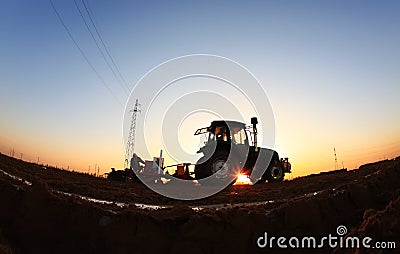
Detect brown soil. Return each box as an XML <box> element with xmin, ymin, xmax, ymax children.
<box><xmin>0</xmin><ymin>153</ymin><xmax>399</xmax><ymax>253</ymax></box>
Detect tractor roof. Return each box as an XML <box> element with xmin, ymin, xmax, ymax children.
<box><xmin>194</xmin><ymin>120</ymin><xmax>246</xmax><ymax>135</ymax></box>
<box><xmin>211</xmin><ymin>120</ymin><xmax>246</xmax><ymax>127</ymax></box>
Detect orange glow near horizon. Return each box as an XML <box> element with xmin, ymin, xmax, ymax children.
<box><xmin>1</xmin><ymin>130</ymin><xmax>399</xmax><ymax>179</ymax></box>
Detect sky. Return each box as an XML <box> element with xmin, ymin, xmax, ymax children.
<box><xmin>0</xmin><ymin>0</ymin><xmax>399</xmax><ymax>178</ymax></box>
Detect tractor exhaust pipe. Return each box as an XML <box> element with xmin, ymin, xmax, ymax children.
<box><xmin>251</xmin><ymin>117</ymin><xmax>258</xmax><ymax>152</ymax></box>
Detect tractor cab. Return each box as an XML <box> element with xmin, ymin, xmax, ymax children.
<box><xmin>195</xmin><ymin>120</ymin><xmax>249</xmax><ymax>144</ymax></box>
<box><xmin>194</xmin><ymin>120</ymin><xmax>249</xmax><ymax>154</ymax></box>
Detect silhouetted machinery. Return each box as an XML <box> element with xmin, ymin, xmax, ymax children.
<box><xmin>108</xmin><ymin>117</ymin><xmax>291</xmax><ymax>185</ymax></box>
<box><xmin>193</xmin><ymin>117</ymin><xmax>291</xmax><ymax>183</ymax></box>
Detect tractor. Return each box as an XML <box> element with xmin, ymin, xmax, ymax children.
<box><xmin>193</xmin><ymin>117</ymin><xmax>291</xmax><ymax>183</ymax></box>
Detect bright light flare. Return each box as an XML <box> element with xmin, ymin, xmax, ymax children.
<box><xmin>233</xmin><ymin>173</ymin><xmax>252</xmax><ymax>185</ymax></box>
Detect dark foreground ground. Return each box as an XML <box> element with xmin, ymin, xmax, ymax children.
<box><xmin>0</xmin><ymin>153</ymin><xmax>399</xmax><ymax>253</ymax></box>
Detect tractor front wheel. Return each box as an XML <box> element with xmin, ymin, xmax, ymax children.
<box><xmin>255</xmin><ymin>158</ymin><xmax>284</xmax><ymax>184</ymax></box>
<box><xmin>266</xmin><ymin>159</ymin><xmax>284</xmax><ymax>182</ymax></box>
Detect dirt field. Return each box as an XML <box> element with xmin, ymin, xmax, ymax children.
<box><xmin>0</xmin><ymin>153</ymin><xmax>399</xmax><ymax>253</ymax></box>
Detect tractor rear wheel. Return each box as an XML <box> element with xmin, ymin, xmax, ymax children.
<box><xmin>194</xmin><ymin>151</ymin><xmax>240</xmax><ymax>181</ymax></box>
<box><xmin>209</xmin><ymin>155</ymin><xmax>237</xmax><ymax>180</ymax></box>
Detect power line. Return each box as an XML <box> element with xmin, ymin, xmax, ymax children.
<box><xmin>73</xmin><ymin>0</ymin><xmax>129</xmax><ymax>95</ymax></box>
<box><xmin>81</xmin><ymin>0</ymin><xmax>131</xmax><ymax>92</ymax></box>
<box><xmin>48</xmin><ymin>0</ymin><xmax>122</xmax><ymax>106</ymax></box>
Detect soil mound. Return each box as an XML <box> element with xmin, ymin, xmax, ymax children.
<box><xmin>0</xmin><ymin>153</ymin><xmax>398</xmax><ymax>253</ymax></box>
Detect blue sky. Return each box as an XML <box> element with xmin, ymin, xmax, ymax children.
<box><xmin>1</xmin><ymin>1</ymin><xmax>399</xmax><ymax>176</ymax></box>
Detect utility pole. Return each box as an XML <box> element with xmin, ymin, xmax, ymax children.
<box><xmin>334</xmin><ymin>147</ymin><xmax>338</xmax><ymax>170</ymax></box>
<box><xmin>37</xmin><ymin>156</ymin><xmax>40</xmax><ymax>164</ymax></box>
<box><xmin>20</xmin><ymin>153</ymin><xmax>23</xmax><ymax>160</ymax></box>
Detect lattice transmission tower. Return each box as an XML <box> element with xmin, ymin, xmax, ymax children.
<box><xmin>125</xmin><ymin>99</ymin><xmax>140</xmax><ymax>166</ymax></box>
